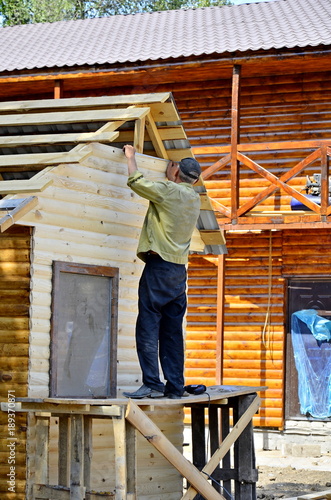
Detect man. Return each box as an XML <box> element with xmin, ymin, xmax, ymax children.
<box><xmin>122</xmin><ymin>144</ymin><xmax>201</xmax><ymax>399</ymax></box>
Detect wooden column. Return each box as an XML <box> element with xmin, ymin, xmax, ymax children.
<box><xmin>231</xmin><ymin>65</ymin><xmax>241</xmax><ymax>223</ymax></box>
<box><xmin>320</xmin><ymin>145</ymin><xmax>329</xmax><ymax>218</ymax></box>
<box><xmin>70</xmin><ymin>414</ymin><xmax>85</xmax><ymax>500</ymax></box>
<box><xmin>54</xmin><ymin>80</ymin><xmax>63</xmax><ymax>99</ymax></box>
<box><xmin>216</xmin><ymin>253</ymin><xmax>226</xmax><ymax>385</ymax></box>
<box><xmin>34</xmin><ymin>417</ymin><xmax>49</xmax><ymax>485</ymax></box>
<box><xmin>58</xmin><ymin>415</ymin><xmax>69</xmax><ymax>487</ymax></box>
<box><xmin>113</xmin><ymin>409</ymin><xmax>127</xmax><ymax>500</ymax></box>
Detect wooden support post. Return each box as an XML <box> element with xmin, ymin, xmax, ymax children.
<box><xmin>191</xmin><ymin>406</ymin><xmax>206</xmax><ymax>500</ymax></box>
<box><xmin>231</xmin><ymin>64</ymin><xmax>241</xmax><ymax>223</ymax></box>
<box><xmin>70</xmin><ymin>414</ymin><xmax>86</xmax><ymax>500</ymax></box>
<box><xmin>84</xmin><ymin>416</ymin><xmax>93</xmax><ymax>491</ymax></box>
<box><xmin>216</xmin><ymin>254</ymin><xmax>226</xmax><ymax>385</ymax></box>
<box><xmin>233</xmin><ymin>395</ymin><xmax>258</xmax><ymax>500</ymax></box>
<box><xmin>58</xmin><ymin>415</ymin><xmax>69</xmax><ymax>487</ymax></box>
<box><xmin>126</xmin><ymin>420</ymin><xmax>137</xmax><ymax>500</ymax></box>
<box><xmin>134</xmin><ymin>117</ymin><xmax>146</xmax><ymax>153</ymax></box>
<box><xmin>54</xmin><ymin>80</ymin><xmax>64</xmax><ymax>99</ymax></box>
<box><xmin>113</xmin><ymin>409</ymin><xmax>127</xmax><ymax>500</ymax></box>
<box><xmin>126</xmin><ymin>400</ymin><xmax>226</xmax><ymax>500</ymax></box>
<box><xmin>320</xmin><ymin>145</ymin><xmax>329</xmax><ymax>217</ymax></box>
<box><xmin>220</xmin><ymin>406</ymin><xmax>232</xmax><ymax>497</ymax></box>
<box><xmin>209</xmin><ymin>405</ymin><xmax>221</xmax><ymax>494</ymax></box>
<box><xmin>34</xmin><ymin>417</ymin><xmax>49</xmax><ymax>485</ymax></box>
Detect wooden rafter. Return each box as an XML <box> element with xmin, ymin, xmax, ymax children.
<box><xmin>0</xmin><ymin>196</ymin><xmax>38</xmax><ymax>232</ymax></box>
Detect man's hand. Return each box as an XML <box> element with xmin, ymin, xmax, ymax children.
<box><xmin>123</xmin><ymin>144</ymin><xmax>138</xmax><ymax>175</ymax></box>
<box><xmin>123</xmin><ymin>144</ymin><xmax>136</xmax><ymax>158</ymax></box>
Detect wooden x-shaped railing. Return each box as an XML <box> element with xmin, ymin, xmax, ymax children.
<box><xmin>200</xmin><ymin>141</ymin><xmax>331</xmax><ymax>222</ymax></box>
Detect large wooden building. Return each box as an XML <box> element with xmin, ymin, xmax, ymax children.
<box><xmin>1</xmin><ymin>0</ymin><xmax>331</xmax><ymax>497</ymax></box>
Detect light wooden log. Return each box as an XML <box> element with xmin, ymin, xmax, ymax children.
<box><xmin>134</xmin><ymin>117</ymin><xmax>146</xmax><ymax>153</ymax></box>
<box><xmin>0</xmin><ymin>131</ymin><xmax>119</xmax><ymax>148</ymax></box>
<box><xmin>125</xmin><ymin>400</ymin><xmax>226</xmax><ymax>500</ymax></box>
<box><xmin>0</xmin><ymin>178</ymin><xmax>53</xmax><ymax>194</ymax></box>
<box><xmin>70</xmin><ymin>415</ymin><xmax>86</xmax><ymax>500</ymax></box>
<box><xmin>0</xmin><ymin>93</ymin><xmax>170</xmax><ymax>112</ymax></box>
<box><xmin>0</xmin><ymin>196</ymin><xmax>38</xmax><ymax>232</ymax></box>
<box><xmin>112</xmin><ymin>411</ymin><xmax>127</xmax><ymax>500</ymax></box>
<box><xmin>0</xmin><ymin>148</ymin><xmax>91</xmax><ymax>169</ymax></box>
<box><xmin>0</xmin><ymin>107</ymin><xmax>150</xmax><ymax>127</ymax></box>
<box><xmin>34</xmin><ymin>417</ymin><xmax>49</xmax><ymax>485</ymax></box>
<box><xmin>145</xmin><ymin>112</ymin><xmax>169</xmax><ymax>159</ymax></box>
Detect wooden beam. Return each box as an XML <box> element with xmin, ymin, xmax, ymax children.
<box><xmin>0</xmin><ymin>131</ymin><xmax>119</xmax><ymax>148</ymax></box>
<box><xmin>0</xmin><ymin>93</ymin><xmax>170</xmax><ymax>113</ymax></box>
<box><xmin>145</xmin><ymin>112</ymin><xmax>169</xmax><ymax>159</ymax></box>
<box><xmin>231</xmin><ymin>65</ymin><xmax>241</xmax><ymax>221</ymax></box>
<box><xmin>133</xmin><ymin>117</ymin><xmax>146</xmax><ymax>153</ymax></box>
<box><xmin>216</xmin><ymin>254</ymin><xmax>226</xmax><ymax>385</ymax></box>
<box><xmin>193</xmin><ymin>138</ymin><xmax>331</xmax><ymax>155</ymax></box>
<box><xmin>201</xmin><ymin>153</ymin><xmax>231</xmax><ymax>181</ymax></box>
<box><xmin>0</xmin><ymin>146</ymin><xmax>91</xmax><ymax>169</ymax></box>
<box><xmin>320</xmin><ymin>145</ymin><xmax>329</xmax><ymax>216</ymax></box>
<box><xmin>0</xmin><ymin>196</ymin><xmax>38</xmax><ymax>232</ymax></box>
<box><xmin>70</xmin><ymin>415</ymin><xmax>85</xmax><ymax>500</ymax></box>
<box><xmin>0</xmin><ymin>106</ymin><xmax>150</xmax><ymax>127</ymax></box>
<box><xmin>54</xmin><ymin>80</ymin><xmax>63</xmax><ymax>99</ymax></box>
<box><xmin>0</xmin><ymin>178</ymin><xmax>53</xmax><ymax>194</ymax></box>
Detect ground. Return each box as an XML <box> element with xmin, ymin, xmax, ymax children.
<box><xmin>256</xmin><ymin>452</ymin><xmax>331</xmax><ymax>499</ymax></box>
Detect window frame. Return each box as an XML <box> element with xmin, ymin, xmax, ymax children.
<box><xmin>50</xmin><ymin>260</ymin><xmax>119</xmax><ymax>398</ymax></box>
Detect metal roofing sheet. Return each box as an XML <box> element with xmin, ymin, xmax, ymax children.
<box><xmin>0</xmin><ymin>0</ymin><xmax>331</xmax><ymax>72</ymax></box>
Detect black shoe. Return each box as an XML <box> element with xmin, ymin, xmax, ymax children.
<box><xmin>166</xmin><ymin>391</ymin><xmax>190</xmax><ymax>399</ymax></box>
<box><xmin>123</xmin><ymin>384</ymin><xmax>165</xmax><ymax>399</ymax></box>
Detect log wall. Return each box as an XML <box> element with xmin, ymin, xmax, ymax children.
<box><xmin>0</xmin><ymin>226</ymin><xmax>31</xmax><ymax>500</ymax></box>
<box><xmin>186</xmin><ymin>228</ymin><xmax>331</xmax><ymax>429</ymax></box>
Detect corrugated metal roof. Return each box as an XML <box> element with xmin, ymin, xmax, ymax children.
<box><xmin>0</xmin><ymin>0</ymin><xmax>331</xmax><ymax>73</ymax></box>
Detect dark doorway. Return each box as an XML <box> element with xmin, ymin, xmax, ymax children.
<box><xmin>286</xmin><ymin>278</ymin><xmax>331</xmax><ymax>420</ymax></box>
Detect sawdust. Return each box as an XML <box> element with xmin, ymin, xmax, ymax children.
<box><xmin>257</xmin><ymin>465</ymin><xmax>331</xmax><ymax>499</ymax></box>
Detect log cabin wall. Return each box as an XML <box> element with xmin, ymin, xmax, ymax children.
<box><xmin>0</xmin><ymin>226</ymin><xmax>31</xmax><ymax>500</ymax></box>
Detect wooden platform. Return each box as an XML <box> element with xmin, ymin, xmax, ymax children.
<box><xmin>4</xmin><ymin>385</ymin><xmax>266</xmax><ymax>500</ymax></box>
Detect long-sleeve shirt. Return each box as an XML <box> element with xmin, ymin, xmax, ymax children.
<box><xmin>127</xmin><ymin>170</ymin><xmax>200</xmax><ymax>264</ymax></box>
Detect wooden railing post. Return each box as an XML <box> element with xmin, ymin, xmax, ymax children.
<box><xmin>231</xmin><ymin>65</ymin><xmax>241</xmax><ymax>223</ymax></box>
<box><xmin>320</xmin><ymin>145</ymin><xmax>329</xmax><ymax>218</ymax></box>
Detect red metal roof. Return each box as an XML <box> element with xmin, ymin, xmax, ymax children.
<box><xmin>0</xmin><ymin>0</ymin><xmax>330</xmax><ymax>72</ymax></box>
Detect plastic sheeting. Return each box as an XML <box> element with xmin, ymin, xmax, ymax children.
<box><xmin>291</xmin><ymin>310</ymin><xmax>331</xmax><ymax>419</ymax></box>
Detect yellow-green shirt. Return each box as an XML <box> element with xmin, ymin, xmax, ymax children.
<box><xmin>127</xmin><ymin>170</ymin><xmax>200</xmax><ymax>264</ymax></box>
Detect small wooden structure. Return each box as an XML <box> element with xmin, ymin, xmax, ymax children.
<box><xmin>0</xmin><ymin>93</ymin><xmax>225</xmax><ymax>499</ymax></box>
<box><xmin>1</xmin><ymin>385</ymin><xmax>262</xmax><ymax>500</ymax></box>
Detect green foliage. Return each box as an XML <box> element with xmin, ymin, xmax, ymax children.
<box><xmin>0</xmin><ymin>0</ymin><xmax>232</xmax><ymax>26</ymax></box>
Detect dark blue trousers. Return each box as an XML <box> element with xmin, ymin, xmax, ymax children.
<box><xmin>136</xmin><ymin>253</ymin><xmax>187</xmax><ymax>396</ymax></box>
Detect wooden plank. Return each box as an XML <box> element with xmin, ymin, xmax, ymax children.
<box><xmin>297</xmin><ymin>491</ymin><xmax>331</xmax><ymax>500</ymax></box>
<box><xmin>0</xmin><ymin>93</ymin><xmax>170</xmax><ymax>113</ymax></box>
<box><xmin>125</xmin><ymin>421</ymin><xmax>137</xmax><ymax>499</ymax></box>
<box><xmin>133</xmin><ymin>117</ymin><xmax>145</xmax><ymax>154</ymax></box>
<box><xmin>0</xmin><ymin>148</ymin><xmax>91</xmax><ymax>168</ymax></box>
<box><xmin>145</xmin><ymin>112</ymin><xmax>169</xmax><ymax>159</ymax></box>
<box><xmin>0</xmin><ymin>131</ymin><xmax>119</xmax><ymax>148</ymax></box>
<box><xmin>84</xmin><ymin>417</ymin><xmax>93</xmax><ymax>491</ymax></box>
<box><xmin>58</xmin><ymin>416</ymin><xmax>69</xmax><ymax>487</ymax></box>
<box><xmin>125</xmin><ymin>400</ymin><xmax>226</xmax><ymax>500</ymax></box>
<box><xmin>34</xmin><ymin>417</ymin><xmax>49</xmax><ymax>486</ymax></box>
<box><xmin>113</xmin><ymin>410</ymin><xmax>127</xmax><ymax>500</ymax></box>
<box><xmin>70</xmin><ymin>414</ymin><xmax>85</xmax><ymax>500</ymax></box>
<box><xmin>33</xmin><ymin>483</ymin><xmax>116</xmax><ymax>499</ymax></box>
<box><xmin>193</xmin><ymin>139</ymin><xmax>331</xmax><ymax>155</ymax></box>
<box><xmin>0</xmin><ymin>107</ymin><xmax>150</xmax><ymax>127</ymax></box>
<box><xmin>0</xmin><ymin>178</ymin><xmax>53</xmax><ymax>194</ymax></box>
<box><xmin>0</xmin><ymin>196</ymin><xmax>38</xmax><ymax>232</ymax></box>
<box><xmin>149</xmin><ymin>102</ymin><xmax>180</xmax><ymax>123</ymax></box>
<box><xmin>199</xmin><ymin>230</ymin><xmax>226</xmax><ymax>246</ymax></box>
<box><xmin>201</xmin><ymin>154</ymin><xmax>231</xmax><ymax>181</ymax></box>
<box><xmin>17</xmin><ymin>402</ymin><xmax>122</xmax><ymax>416</ymax></box>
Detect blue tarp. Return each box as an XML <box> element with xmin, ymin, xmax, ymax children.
<box><xmin>291</xmin><ymin>310</ymin><xmax>331</xmax><ymax>419</ymax></box>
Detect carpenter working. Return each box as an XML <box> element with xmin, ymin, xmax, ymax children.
<box><xmin>122</xmin><ymin>144</ymin><xmax>201</xmax><ymax>399</ymax></box>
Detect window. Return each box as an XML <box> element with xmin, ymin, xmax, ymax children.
<box><xmin>50</xmin><ymin>261</ymin><xmax>119</xmax><ymax>398</ymax></box>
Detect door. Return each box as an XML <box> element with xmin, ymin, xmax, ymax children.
<box><xmin>285</xmin><ymin>278</ymin><xmax>331</xmax><ymax>420</ymax></box>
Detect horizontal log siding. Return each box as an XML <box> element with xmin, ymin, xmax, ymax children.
<box><xmin>282</xmin><ymin>228</ymin><xmax>331</xmax><ymax>275</ymax></box>
<box><xmin>0</xmin><ymin>226</ymin><xmax>31</xmax><ymax>500</ymax></box>
<box><xmin>18</xmin><ymin>146</ymin><xmax>183</xmax><ymax>499</ymax></box>
<box><xmin>173</xmin><ymin>72</ymin><xmax>331</xmax><ymax>212</ymax></box>
<box><xmin>222</xmin><ymin>231</ymin><xmax>285</xmax><ymax>428</ymax></box>
<box><xmin>185</xmin><ymin>255</ymin><xmax>219</xmax><ymax>387</ymax></box>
